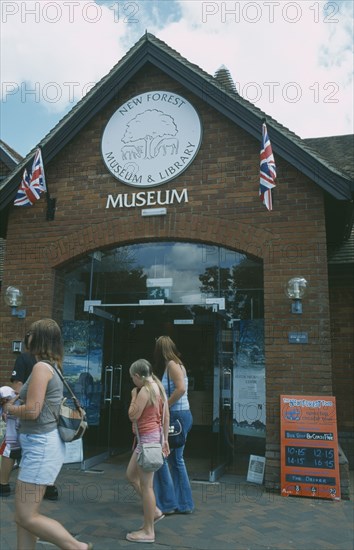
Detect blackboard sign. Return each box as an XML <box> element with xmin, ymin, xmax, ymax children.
<box><xmin>280</xmin><ymin>395</ymin><xmax>340</xmax><ymax>500</ymax></box>
<box><xmin>285</xmin><ymin>446</ymin><xmax>335</xmax><ymax>469</ymax></box>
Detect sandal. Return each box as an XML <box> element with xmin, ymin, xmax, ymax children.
<box><xmin>138</xmin><ymin>513</ymin><xmax>165</xmax><ymax>530</ymax></box>
<box><xmin>126</xmin><ymin>531</ymin><xmax>155</xmax><ymax>543</ymax></box>
<box><xmin>154</xmin><ymin>513</ymin><xmax>165</xmax><ymax>524</ymax></box>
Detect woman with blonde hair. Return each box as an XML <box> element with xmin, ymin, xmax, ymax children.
<box><xmin>3</xmin><ymin>318</ymin><xmax>93</xmax><ymax>550</ymax></box>
<box><xmin>153</xmin><ymin>336</ymin><xmax>194</xmax><ymax>514</ymax></box>
<box><xmin>126</xmin><ymin>359</ymin><xmax>170</xmax><ymax>543</ymax></box>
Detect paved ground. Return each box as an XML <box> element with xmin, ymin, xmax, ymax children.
<box><xmin>1</xmin><ymin>453</ymin><xmax>353</xmax><ymax>550</ymax></box>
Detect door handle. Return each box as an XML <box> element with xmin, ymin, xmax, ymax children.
<box><xmin>113</xmin><ymin>365</ymin><xmax>122</xmax><ymax>400</ymax></box>
<box><xmin>104</xmin><ymin>366</ymin><xmax>113</xmax><ymax>403</ymax></box>
<box><xmin>221</xmin><ymin>367</ymin><xmax>232</xmax><ymax>410</ymax></box>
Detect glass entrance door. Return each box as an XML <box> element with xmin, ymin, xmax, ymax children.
<box><xmin>62</xmin><ymin>303</ymin><xmax>264</xmax><ymax>473</ymax></box>
<box><xmin>82</xmin><ymin>308</ymin><xmax>132</xmax><ymax>468</ymax></box>
<box><xmin>209</xmin><ymin>316</ymin><xmax>238</xmax><ymax>481</ymax></box>
<box><xmin>81</xmin><ymin>302</ymin><xmax>219</xmax><ymax>470</ymax></box>
<box><xmin>76</xmin><ymin>302</ymin><xmax>209</xmax><ymax>468</ymax></box>
<box><xmin>61</xmin><ymin>311</ymin><xmax>130</xmax><ymax>469</ymax></box>
<box><xmin>61</xmin><ymin>318</ymin><xmax>108</xmax><ymax>468</ymax></box>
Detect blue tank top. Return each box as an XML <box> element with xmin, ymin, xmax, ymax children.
<box><xmin>162</xmin><ymin>366</ymin><xmax>190</xmax><ymax>412</ymax></box>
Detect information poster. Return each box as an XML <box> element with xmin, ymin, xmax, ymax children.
<box><xmin>233</xmin><ymin>320</ymin><xmax>265</xmax><ymax>436</ymax></box>
<box><xmin>280</xmin><ymin>395</ymin><xmax>340</xmax><ymax>500</ymax></box>
<box><xmin>64</xmin><ymin>439</ymin><xmax>83</xmax><ymax>464</ymax></box>
<box><xmin>62</xmin><ymin>320</ymin><xmax>104</xmax><ymax>426</ymax></box>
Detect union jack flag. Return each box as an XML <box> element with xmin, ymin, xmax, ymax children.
<box><xmin>259</xmin><ymin>122</ymin><xmax>277</xmax><ymax>211</ymax></box>
<box><xmin>14</xmin><ymin>169</ymin><xmax>41</xmax><ymax>206</ymax></box>
<box><xmin>30</xmin><ymin>148</ymin><xmax>46</xmax><ymax>193</ymax></box>
<box><xmin>14</xmin><ymin>148</ymin><xmax>46</xmax><ymax>206</ymax></box>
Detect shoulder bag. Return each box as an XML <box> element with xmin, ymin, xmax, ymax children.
<box><xmin>135</xmin><ymin>401</ymin><xmax>165</xmax><ymax>472</ymax></box>
<box><xmin>167</xmin><ymin>371</ymin><xmax>186</xmax><ymax>449</ymax></box>
<box><xmin>46</xmin><ymin>363</ymin><xmax>88</xmax><ymax>443</ymax></box>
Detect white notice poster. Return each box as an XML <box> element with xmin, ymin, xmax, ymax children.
<box><xmin>64</xmin><ymin>439</ymin><xmax>83</xmax><ymax>464</ymax></box>
<box><xmin>233</xmin><ymin>320</ymin><xmax>265</xmax><ymax>436</ymax></box>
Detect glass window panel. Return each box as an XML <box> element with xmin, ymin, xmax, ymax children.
<box><xmin>63</xmin><ymin>242</ymin><xmax>263</xmax><ymax>319</ymax></box>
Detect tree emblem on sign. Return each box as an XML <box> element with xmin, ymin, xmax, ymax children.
<box><xmin>122</xmin><ymin>109</ymin><xmax>178</xmax><ymax>160</ymax></box>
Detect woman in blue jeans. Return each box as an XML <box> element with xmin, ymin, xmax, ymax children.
<box><xmin>153</xmin><ymin>336</ymin><xmax>194</xmax><ymax>514</ymax></box>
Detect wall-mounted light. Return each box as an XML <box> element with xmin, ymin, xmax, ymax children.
<box><xmin>286</xmin><ymin>277</ymin><xmax>308</xmax><ymax>314</ymax></box>
<box><xmin>4</xmin><ymin>286</ymin><xmax>26</xmax><ymax>318</ymax></box>
<box><xmin>12</xmin><ymin>340</ymin><xmax>23</xmax><ymax>352</ymax></box>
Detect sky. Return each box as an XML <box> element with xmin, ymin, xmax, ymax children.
<box><xmin>1</xmin><ymin>0</ymin><xmax>353</xmax><ymax>158</ymax></box>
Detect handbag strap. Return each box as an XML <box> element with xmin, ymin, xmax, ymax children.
<box><xmin>167</xmin><ymin>370</ymin><xmax>171</xmax><ymax>397</ymax></box>
<box><xmin>134</xmin><ymin>421</ymin><xmax>141</xmax><ymax>445</ymax></box>
<box><xmin>43</xmin><ymin>360</ymin><xmax>82</xmax><ymax>409</ymax></box>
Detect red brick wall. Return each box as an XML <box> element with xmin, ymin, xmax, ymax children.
<box><xmin>0</xmin><ymin>65</ymin><xmax>335</xmax><ymax>487</ymax></box>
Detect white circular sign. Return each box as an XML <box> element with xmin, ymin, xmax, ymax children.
<box><xmin>101</xmin><ymin>91</ymin><xmax>202</xmax><ymax>187</ymax></box>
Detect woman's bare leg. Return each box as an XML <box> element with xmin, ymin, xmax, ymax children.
<box><xmin>15</xmin><ymin>481</ymin><xmax>90</xmax><ymax>550</ymax></box>
<box><xmin>126</xmin><ymin>451</ymin><xmax>142</xmax><ymax>496</ymax></box>
<box><xmin>138</xmin><ymin>468</ymin><xmax>155</xmax><ymax>536</ymax></box>
<box><xmin>126</xmin><ymin>453</ymin><xmax>156</xmax><ymax>541</ymax></box>
<box><xmin>126</xmin><ymin>452</ymin><xmax>162</xmax><ymax>519</ymax></box>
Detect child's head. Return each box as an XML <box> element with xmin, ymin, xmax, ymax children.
<box><xmin>0</xmin><ymin>386</ymin><xmax>16</xmax><ymax>412</ymax></box>
<box><xmin>0</xmin><ymin>386</ymin><xmax>16</xmax><ymax>401</ymax></box>
<box><xmin>129</xmin><ymin>359</ymin><xmax>152</xmax><ymax>387</ymax></box>
<box><xmin>129</xmin><ymin>359</ymin><xmax>166</xmax><ymax>406</ymax></box>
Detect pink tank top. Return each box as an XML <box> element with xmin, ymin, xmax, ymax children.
<box><xmin>136</xmin><ymin>396</ymin><xmax>163</xmax><ymax>435</ymax></box>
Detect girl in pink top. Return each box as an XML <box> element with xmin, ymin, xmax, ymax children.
<box><xmin>126</xmin><ymin>359</ymin><xmax>170</xmax><ymax>544</ymax></box>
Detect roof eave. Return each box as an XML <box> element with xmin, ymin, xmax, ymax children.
<box><xmin>0</xmin><ymin>149</ymin><xmax>19</xmax><ymax>172</ymax></box>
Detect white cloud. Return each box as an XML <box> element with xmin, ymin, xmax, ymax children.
<box><xmin>1</xmin><ymin>0</ymin><xmax>352</xmax><ymax>137</ymax></box>
<box><xmin>154</xmin><ymin>0</ymin><xmax>353</xmax><ymax>137</ymax></box>
<box><xmin>1</xmin><ymin>1</ymin><xmax>128</xmax><ymax>110</ymax></box>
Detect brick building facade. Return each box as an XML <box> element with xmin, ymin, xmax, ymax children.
<box><xmin>0</xmin><ymin>34</ymin><xmax>353</xmax><ymax>491</ymax></box>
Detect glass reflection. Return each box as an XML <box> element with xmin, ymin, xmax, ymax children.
<box><xmin>63</xmin><ymin>242</ymin><xmax>263</xmax><ymax>320</ymax></box>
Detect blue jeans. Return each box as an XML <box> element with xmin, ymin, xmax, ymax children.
<box><xmin>153</xmin><ymin>409</ymin><xmax>194</xmax><ymax>513</ymax></box>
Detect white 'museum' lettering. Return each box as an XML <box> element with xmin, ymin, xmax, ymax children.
<box><xmin>106</xmin><ymin>188</ymin><xmax>189</xmax><ymax>208</ymax></box>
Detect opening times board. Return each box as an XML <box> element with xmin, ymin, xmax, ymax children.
<box><xmin>280</xmin><ymin>395</ymin><xmax>340</xmax><ymax>500</ymax></box>
<box><xmin>285</xmin><ymin>446</ymin><xmax>335</xmax><ymax>469</ymax></box>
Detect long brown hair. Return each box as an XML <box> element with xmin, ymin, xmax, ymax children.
<box><xmin>28</xmin><ymin>318</ymin><xmax>64</xmax><ymax>370</ymax></box>
<box><xmin>154</xmin><ymin>336</ymin><xmax>182</xmax><ymax>376</ymax></box>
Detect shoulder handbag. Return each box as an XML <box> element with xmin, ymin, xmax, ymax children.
<box><xmin>167</xmin><ymin>371</ymin><xmax>186</xmax><ymax>449</ymax></box>
<box><xmin>46</xmin><ymin>363</ymin><xmax>88</xmax><ymax>443</ymax></box>
<box><xmin>135</xmin><ymin>402</ymin><xmax>165</xmax><ymax>472</ymax></box>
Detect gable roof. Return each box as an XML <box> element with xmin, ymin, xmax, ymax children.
<box><xmin>304</xmin><ymin>135</ymin><xmax>354</xmax><ymax>180</ymax></box>
<box><xmin>0</xmin><ymin>140</ymin><xmax>23</xmax><ymax>176</ymax></box>
<box><xmin>0</xmin><ymin>33</ymin><xmax>353</xmax><ymax>223</ymax></box>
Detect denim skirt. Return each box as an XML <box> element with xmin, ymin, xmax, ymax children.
<box><xmin>18</xmin><ymin>429</ymin><xmax>65</xmax><ymax>485</ymax></box>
